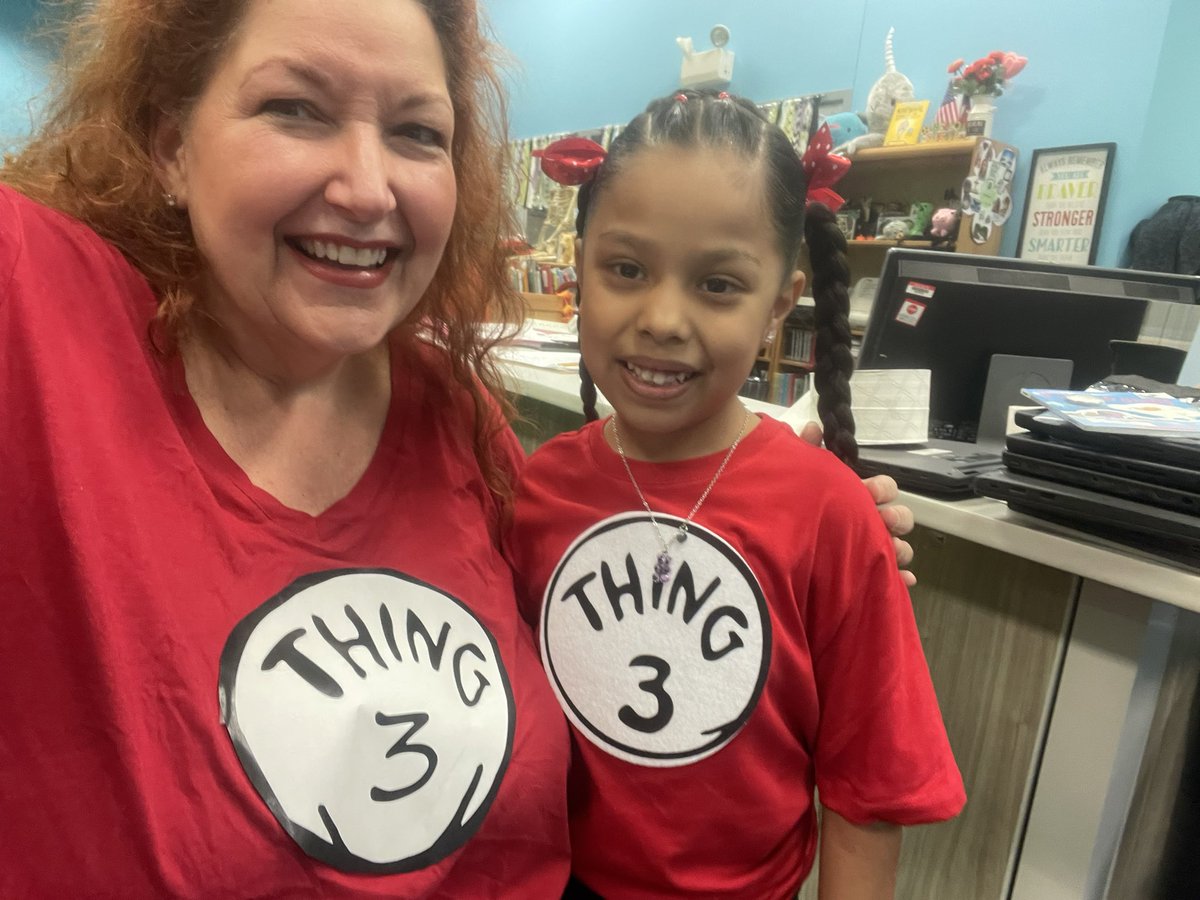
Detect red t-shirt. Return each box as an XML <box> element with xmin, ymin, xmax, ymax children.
<box><xmin>508</xmin><ymin>416</ymin><xmax>965</xmax><ymax>899</ymax></box>
<box><xmin>0</xmin><ymin>184</ymin><xmax>570</xmax><ymax>898</ymax></box>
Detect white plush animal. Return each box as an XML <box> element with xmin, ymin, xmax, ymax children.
<box><xmin>842</xmin><ymin>28</ymin><xmax>915</xmax><ymax>156</ymax></box>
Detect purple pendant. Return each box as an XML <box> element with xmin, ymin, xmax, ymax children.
<box><xmin>653</xmin><ymin>551</ymin><xmax>672</xmax><ymax>584</ymax></box>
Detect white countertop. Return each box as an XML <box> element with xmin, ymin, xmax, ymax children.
<box><xmin>497</xmin><ymin>348</ymin><xmax>1200</xmax><ymax>614</ymax></box>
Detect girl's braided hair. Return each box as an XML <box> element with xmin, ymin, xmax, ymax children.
<box><xmin>572</xmin><ymin>89</ymin><xmax>857</xmax><ymax>463</ymax></box>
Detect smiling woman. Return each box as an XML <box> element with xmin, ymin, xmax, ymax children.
<box><xmin>0</xmin><ymin>0</ymin><xmax>570</xmax><ymax>897</ymax></box>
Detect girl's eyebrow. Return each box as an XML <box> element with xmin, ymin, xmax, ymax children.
<box><xmin>597</xmin><ymin>230</ymin><xmax>762</xmax><ymax>266</ymax></box>
<box><xmin>694</xmin><ymin>247</ymin><xmax>763</xmax><ymax>267</ymax></box>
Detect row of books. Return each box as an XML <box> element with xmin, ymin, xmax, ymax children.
<box><xmin>740</xmin><ymin>367</ymin><xmax>811</xmax><ymax>407</ymax></box>
<box><xmin>507</xmin><ymin>258</ymin><xmax>577</xmax><ymax>295</ymax></box>
<box><xmin>781</xmin><ymin>325</ymin><xmax>815</xmax><ymax>366</ymax></box>
<box><xmin>774</xmin><ymin>371</ymin><xmax>811</xmax><ymax>406</ymax></box>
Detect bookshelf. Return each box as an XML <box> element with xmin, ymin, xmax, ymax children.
<box><xmin>757</xmin><ymin>137</ymin><xmax>1019</xmax><ymax>401</ymax></box>
<box><xmin>752</xmin><ymin>298</ymin><xmax>816</xmax><ymax>406</ymax></box>
<box><xmin>835</xmin><ymin>137</ymin><xmax>1018</xmax><ymax>283</ymax></box>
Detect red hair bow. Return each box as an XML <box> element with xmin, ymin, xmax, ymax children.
<box><xmin>532</xmin><ymin>136</ymin><xmax>607</xmax><ymax>186</ymax></box>
<box><xmin>801</xmin><ymin>123</ymin><xmax>850</xmax><ymax>212</ymax></box>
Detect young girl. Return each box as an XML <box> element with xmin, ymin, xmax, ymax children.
<box><xmin>507</xmin><ymin>90</ymin><xmax>964</xmax><ymax>899</ymax></box>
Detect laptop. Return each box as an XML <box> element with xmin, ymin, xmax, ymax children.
<box><xmin>850</xmin><ymin>248</ymin><xmax>1200</xmax><ymax>498</ymax></box>
<box><xmin>853</xmin><ymin>354</ymin><xmax>1073</xmax><ymax>497</ymax></box>
<box><xmin>1012</xmin><ymin>407</ymin><xmax>1200</xmax><ymax>470</ymax></box>
<box><xmin>1001</xmin><ymin>446</ymin><xmax>1200</xmax><ymax>516</ymax></box>
<box><xmin>1005</xmin><ymin>430</ymin><xmax>1200</xmax><ymax>494</ymax></box>
<box><xmin>974</xmin><ymin>469</ymin><xmax>1200</xmax><ymax>567</ymax></box>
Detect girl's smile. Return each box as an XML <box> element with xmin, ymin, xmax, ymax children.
<box><xmin>577</xmin><ymin>144</ymin><xmax>803</xmax><ymax>462</ymax></box>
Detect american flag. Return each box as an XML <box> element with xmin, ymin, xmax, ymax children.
<box><xmin>935</xmin><ymin>81</ymin><xmax>965</xmax><ymax>126</ymax></box>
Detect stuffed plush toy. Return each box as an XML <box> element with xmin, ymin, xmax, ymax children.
<box><xmin>825</xmin><ymin>111</ymin><xmax>868</xmax><ymax>156</ymax></box>
<box><xmin>930</xmin><ymin>207</ymin><xmax>960</xmax><ymax>237</ymax></box>
<box><xmin>929</xmin><ymin>207</ymin><xmax>960</xmax><ymax>250</ymax></box>
<box><xmin>841</xmin><ymin>28</ymin><xmax>915</xmax><ymax>157</ymax></box>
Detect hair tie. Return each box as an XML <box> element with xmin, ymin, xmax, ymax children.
<box><xmin>801</xmin><ymin>122</ymin><xmax>851</xmax><ymax>211</ymax></box>
<box><xmin>532</xmin><ymin>136</ymin><xmax>608</xmax><ymax>186</ymax></box>
<box><xmin>673</xmin><ymin>92</ymin><xmax>688</xmax><ymax>103</ymax></box>
<box><xmin>717</xmin><ymin>91</ymin><xmax>731</xmax><ymax>100</ymax></box>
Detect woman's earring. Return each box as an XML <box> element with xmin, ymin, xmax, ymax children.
<box><xmin>765</xmin><ymin>328</ymin><xmax>777</xmax><ymax>344</ymax></box>
<box><xmin>163</xmin><ymin>192</ymin><xmax>178</xmax><ymax>208</ymax></box>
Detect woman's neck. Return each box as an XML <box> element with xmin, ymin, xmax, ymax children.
<box><xmin>180</xmin><ymin>328</ymin><xmax>393</xmax><ymax>516</ymax></box>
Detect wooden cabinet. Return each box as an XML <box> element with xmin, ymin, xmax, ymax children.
<box><xmin>757</xmin><ymin>138</ymin><xmax>1019</xmax><ymax>401</ymax></box>
<box><xmin>837</xmin><ymin>137</ymin><xmax>1018</xmax><ymax>283</ymax></box>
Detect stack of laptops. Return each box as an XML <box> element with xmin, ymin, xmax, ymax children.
<box><xmin>974</xmin><ymin>407</ymin><xmax>1200</xmax><ymax>567</ymax></box>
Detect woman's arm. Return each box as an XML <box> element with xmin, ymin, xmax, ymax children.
<box><xmin>818</xmin><ymin>808</ymin><xmax>902</xmax><ymax>900</ymax></box>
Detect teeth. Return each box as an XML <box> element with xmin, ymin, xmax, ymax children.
<box><xmin>627</xmin><ymin>362</ymin><xmax>690</xmax><ymax>386</ymax></box>
<box><xmin>298</xmin><ymin>239</ymin><xmax>387</xmax><ymax>268</ymax></box>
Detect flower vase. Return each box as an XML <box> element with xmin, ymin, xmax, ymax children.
<box><xmin>966</xmin><ymin>94</ymin><xmax>995</xmax><ymax>138</ymax></box>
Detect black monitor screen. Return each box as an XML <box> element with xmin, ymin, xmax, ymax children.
<box><xmin>858</xmin><ymin>249</ymin><xmax>1200</xmax><ymax>443</ymax></box>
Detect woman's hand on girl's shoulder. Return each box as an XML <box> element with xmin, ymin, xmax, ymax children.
<box><xmin>799</xmin><ymin>421</ymin><xmax>916</xmax><ymax>587</ymax></box>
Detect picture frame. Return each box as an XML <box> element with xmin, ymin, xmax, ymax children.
<box><xmin>1016</xmin><ymin>143</ymin><xmax>1115</xmax><ymax>265</ymax></box>
<box><xmin>835</xmin><ymin>209</ymin><xmax>860</xmax><ymax>240</ymax></box>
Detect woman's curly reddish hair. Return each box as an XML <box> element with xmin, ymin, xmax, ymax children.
<box><xmin>2</xmin><ymin>0</ymin><xmax>524</xmax><ymax>499</ymax></box>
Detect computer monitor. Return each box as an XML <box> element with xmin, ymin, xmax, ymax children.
<box><xmin>858</xmin><ymin>249</ymin><xmax>1200</xmax><ymax>443</ymax></box>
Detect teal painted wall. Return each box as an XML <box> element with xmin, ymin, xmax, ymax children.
<box><xmin>4</xmin><ymin>2</ymin><xmax>1196</xmax><ymax>267</ymax></box>
<box><xmin>0</xmin><ymin>0</ymin><xmax>50</xmax><ymax>152</ymax></box>
<box><xmin>484</xmin><ymin>0</ymin><xmax>1196</xmax><ymax>267</ymax></box>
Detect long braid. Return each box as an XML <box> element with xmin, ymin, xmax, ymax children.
<box><xmin>579</xmin><ymin>358</ymin><xmax>600</xmax><ymax>422</ymax></box>
<box><xmin>804</xmin><ymin>202</ymin><xmax>858</xmax><ymax>464</ymax></box>
<box><xmin>574</xmin><ymin>177</ymin><xmax>602</xmax><ymax>422</ymax></box>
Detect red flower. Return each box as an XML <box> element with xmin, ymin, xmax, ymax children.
<box><xmin>1002</xmin><ymin>53</ymin><xmax>1027</xmax><ymax>78</ymax></box>
<box><xmin>947</xmin><ymin>58</ymin><xmax>965</xmax><ymax>73</ymax></box>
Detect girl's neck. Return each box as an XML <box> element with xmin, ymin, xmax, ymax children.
<box><xmin>604</xmin><ymin>404</ymin><xmax>760</xmax><ymax>463</ymax></box>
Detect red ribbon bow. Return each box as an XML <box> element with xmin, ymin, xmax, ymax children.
<box><xmin>532</xmin><ymin>137</ymin><xmax>607</xmax><ymax>186</ymax></box>
<box><xmin>801</xmin><ymin>123</ymin><xmax>851</xmax><ymax>212</ymax></box>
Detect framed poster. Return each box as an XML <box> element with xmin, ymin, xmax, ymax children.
<box><xmin>1016</xmin><ymin>143</ymin><xmax>1115</xmax><ymax>265</ymax></box>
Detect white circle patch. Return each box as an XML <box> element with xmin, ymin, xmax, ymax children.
<box><xmin>541</xmin><ymin>512</ymin><xmax>770</xmax><ymax>767</ymax></box>
<box><xmin>219</xmin><ymin>568</ymin><xmax>514</xmax><ymax>873</ymax></box>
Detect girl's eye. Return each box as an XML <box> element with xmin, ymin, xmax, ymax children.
<box><xmin>612</xmin><ymin>261</ymin><xmax>642</xmax><ymax>280</ymax></box>
<box><xmin>701</xmin><ymin>276</ymin><xmax>738</xmax><ymax>295</ymax></box>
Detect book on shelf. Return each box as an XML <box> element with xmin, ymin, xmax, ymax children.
<box><xmin>780</xmin><ymin>301</ymin><xmax>816</xmax><ymax>368</ymax></box>
<box><xmin>774</xmin><ymin>371</ymin><xmax>811</xmax><ymax>406</ymax></box>
<box><xmin>1021</xmin><ymin>389</ymin><xmax>1200</xmax><ymax>438</ymax></box>
<box><xmin>883</xmin><ymin>100</ymin><xmax>930</xmax><ymax>147</ymax></box>
<box><xmin>506</xmin><ymin>257</ymin><xmax>576</xmax><ymax>294</ymax></box>
<box><xmin>782</xmin><ymin>325</ymin><xmax>815</xmax><ymax>367</ymax></box>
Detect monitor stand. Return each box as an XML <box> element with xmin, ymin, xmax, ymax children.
<box><xmin>977</xmin><ymin>354</ymin><xmax>1074</xmax><ymax>448</ymax></box>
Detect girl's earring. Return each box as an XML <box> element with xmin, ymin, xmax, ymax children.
<box><xmin>164</xmin><ymin>192</ymin><xmax>178</xmax><ymax>208</ymax></box>
<box><xmin>765</xmin><ymin>328</ymin><xmax>777</xmax><ymax>344</ymax></box>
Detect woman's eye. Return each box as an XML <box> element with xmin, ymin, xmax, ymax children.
<box><xmin>261</xmin><ymin>99</ymin><xmax>317</xmax><ymax>120</ymax></box>
<box><xmin>394</xmin><ymin>124</ymin><xmax>448</xmax><ymax>148</ymax></box>
<box><xmin>613</xmin><ymin>262</ymin><xmax>642</xmax><ymax>280</ymax></box>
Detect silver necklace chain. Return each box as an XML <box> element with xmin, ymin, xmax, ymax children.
<box><xmin>610</xmin><ymin>408</ymin><xmax>752</xmax><ymax>584</ymax></box>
